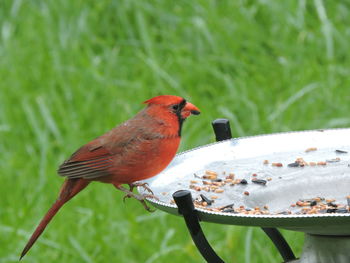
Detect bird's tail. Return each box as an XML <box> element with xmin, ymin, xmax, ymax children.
<box><xmin>20</xmin><ymin>178</ymin><xmax>90</xmax><ymax>260</ymax></box>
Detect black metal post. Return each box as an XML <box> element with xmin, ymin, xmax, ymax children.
<box><xmin>173</xmin><ymin>190</ymin><xmax>225</xmax><ymax>263</ymax></box>
<box><xmin>212</xmin><ymin>119</ymin><xmax>232</xmax><ymax>141</ymax></box>
<box><xmin>212</xmin><ymin>118</ymin><xmax>296</xmax><ymax>262</ymax></box>
<box><xmin>261</xmin><ymin>228</ymin><xmax>296</xmax><ymax>262</ymax></box>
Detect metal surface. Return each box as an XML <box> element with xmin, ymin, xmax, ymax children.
<box><xmin>139</xmin><ymin>128</ymin><xmax>350</xmax><ymax>235</ymax></box>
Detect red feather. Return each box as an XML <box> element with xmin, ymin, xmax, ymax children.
<box><xmin>20</xmin><ymin>179</ymin><xmax>89</xmax><ymax>259</ymax></box>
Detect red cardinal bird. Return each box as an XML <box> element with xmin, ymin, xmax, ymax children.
<box><xmin>20</xmin><ymin>95</ymin><xmax>200</xmax><ymax>259</ymax></box>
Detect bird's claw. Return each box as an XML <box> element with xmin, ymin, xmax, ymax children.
<box><xmin>129</xmin><ymin>182</ymin><xmax>154</xmax><ymax>195</ymax></box>
<box><xmin>123</xmin><ymin>193</ymin><xmax>132</xmax><ymax>203</ymax></box>
<box><xmin>142</xmin><ymin>194</ymin><xmax>160</xmax><ymax>201</ymax></box>
<box><xmin>140</xmin><ymin>200</ymin><xmax>155</xmax><ymax>212</ymax></box>
<box><xmin>123</xmin><ymin>194</ymin><xmax>155</xmax><ymax>212</ymax></box>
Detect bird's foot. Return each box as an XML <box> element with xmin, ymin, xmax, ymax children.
<box><xmin>116</xmin><ymin>185</ymin><xmax>155</xmax><ymax>212</ymax></box>
<box><xmin>128</xmin><ymin>182</ymin><xmax>154</xmax><ymax>195</ymax></box>
<box><xmin>139</xmin><ymin>199</ymin><xmax>155</xmax><ymax>212</ymax></box>
<box><xmin>129</xmin><ymin>194</ymin><xmax>155</xmax><ymax>212</ymax></box>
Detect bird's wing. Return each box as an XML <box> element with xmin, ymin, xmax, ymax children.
<box><xmin>57</xmin><ymin>116</ymin><xmax>164</xmax><ymax>180</ymax></box>
<box><xmin>57</xmin><ymin>140</ymin><xmax>115</xmax><ymax>179</ymax></box>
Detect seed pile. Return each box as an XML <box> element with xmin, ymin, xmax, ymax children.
<box><xmin>289</xmin><ymin>196</ymin><xmax>350</xmax><ymax>214</ymax></box>
<box><xmin>192</xmin><ymin>195</ymin><xmax>350</xmax><ymax>215</ymax></box>
<box><xmin>189</xmin><ymin>170</ymin><xmax>260</xmax><ymax>198</ymax></box>
<box><xmin>287</xmin><ymin>157</ymin><xmax>331</xmax><ymax>167</ymax></box>
<box><xmin>193</xmin><ymin>198</ymin><xmax>271</xmax><ymax>215</ymax></box>
<box><xmin>188</xmin><ymin>170</ymin><xmax>269</xmax><ymax>213</ymax></box>
<box><xmin>164</xmin><ymin>148</ymin><xmax>350</xmax><ymax>215</ymax></box>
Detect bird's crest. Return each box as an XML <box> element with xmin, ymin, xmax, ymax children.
<box><xmin>143</xmin><ymin>95</ymin><xmax>185</xmax><ymax>106</ymax></box>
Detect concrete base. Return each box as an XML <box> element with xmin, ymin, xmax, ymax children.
<box><xmin>289</xmin><ymin>234</ymin><xmax>350</xmax><ymax>263</ymax></box>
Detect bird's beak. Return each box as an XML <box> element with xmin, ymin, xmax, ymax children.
<box><xmin>182</xmin><ymin>102</ymin><xmax>200</xmax><ymax>118</ymax></box>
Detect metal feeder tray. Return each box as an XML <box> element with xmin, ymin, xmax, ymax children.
<box><xmin>139</xmin><ymin>120</ymin><xmax>350</xmax><ymax>263</ymax></box>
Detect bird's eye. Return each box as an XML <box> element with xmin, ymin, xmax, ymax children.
<box><xmin>172</xmin><ymin>104</ymin><xmax>179</xmax><ymax>111</ymax></box>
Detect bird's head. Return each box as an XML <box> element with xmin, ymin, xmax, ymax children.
<box><xmin>143</xmin><ymin>95</ymin><xmax>200</xmax><ymax>136</ymax></box>
<box><xmin>144</xmin><ymin>95</ymin><xmax>200</xmax><ymax>121</ymax></box>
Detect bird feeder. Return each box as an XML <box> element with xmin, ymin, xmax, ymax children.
<box><xmin>139</xmin><ymin>120</ymin><xmax>350</xmax><ymax>263</ymax></box>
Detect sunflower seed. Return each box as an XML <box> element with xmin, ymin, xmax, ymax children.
<box><xmin>252</xmin><ymin>179</ymin><xmax>267</xmax><ymax>185</ymax></box>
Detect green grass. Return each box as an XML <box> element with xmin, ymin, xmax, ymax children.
<box><xmin>1</xmin><ymin>0</ymin><xmax>350</xmax><ymax>262</ymax></box>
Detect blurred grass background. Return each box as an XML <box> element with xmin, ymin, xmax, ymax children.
<box><xmin>1</xmin><ymin>0</ymin><xmax>350</xmax><ymax>262</ymax></box>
